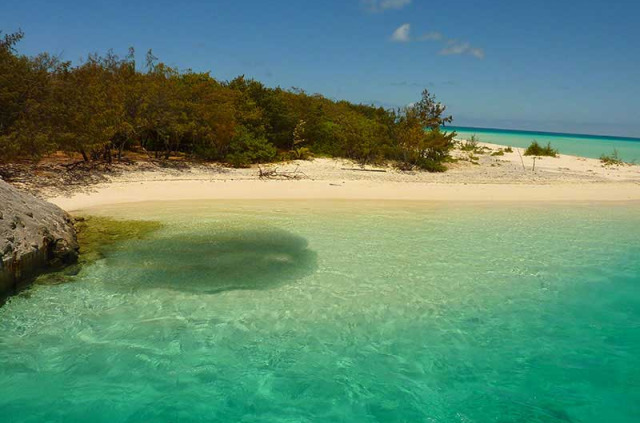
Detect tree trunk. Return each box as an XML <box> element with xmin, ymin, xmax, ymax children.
<box><xmin>104</xmin><ymin>145</ymin><xmax>112</xmax><ymax>163</ymax></box>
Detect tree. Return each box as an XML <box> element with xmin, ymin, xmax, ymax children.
<box><xmin>394</xmin><ymin>89</ymin><xmax>457</xmax><ymax>171</ymax></box>
<box><xmin>413</xmin><ymin>88</ymin><xmax>454</xmax><ymax>129</ymax></box>
<box><xmin>0</xmin><ymin>32</ymin><xmax>457</xmax><ymax>173</ymax></box>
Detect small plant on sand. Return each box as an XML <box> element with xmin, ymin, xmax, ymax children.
<box><xmin>524</xmin><ymin>140</ymin><xmax>557</xmax><ymax>157</ymax></box>
<box><xmin>600</xmin><ymin>149</ymin><xmax>625</xmax><ymax>166</ymax></box>
<box><xmin>290</xmin><ymin>147</ymin><xmax>313</xmax><ymax>160</ymax></box>
<box><xmin>490</xmin><ymin>149</ymin><xmax>505</xmax><ymax>156</ymax></box>
<box><xmin>460</xmin><ymin>135</ymin><xmax>480</xmax><ymax>152</ymax></box>
<box><xmin>504</xmin><ymin>146</ymin><xmax>513</xmax><ymax>153</ymax></box>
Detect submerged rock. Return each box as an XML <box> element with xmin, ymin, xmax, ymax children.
<box><xmin>0</xmin><ymin>179</ymin><xmax>78</xmax><ymax>301</ymax></box>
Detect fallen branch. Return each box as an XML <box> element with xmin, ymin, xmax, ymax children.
<box><xmin>341</xmin><ymin>167</ymin><xmax>387</xmax><ymax>173</ymax></box>
<box><xmin>258</xmin><ymin>165</ymin><xmax>308</xmax><ymax>180</ymax></box>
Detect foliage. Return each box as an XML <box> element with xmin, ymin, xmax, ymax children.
<box><xmin>393</xmin><ymin>90</ymin><xmax>456</xmax><ymax>171</ymax></box>
<box><xmin>600</xmin><ymin>149</ymin><xmax>625</xmax><ymax>166</ymax></box>
<box><xmin>524</xmin><ymin>141</ymin><xmax>557</xmax><ymax>157</ymax></box>
<box><xmin>226</xmin><ymin>126</ymin><xmax>277</xmax><ymax>168</ymax></box>
<box><xmin>290</xmin><ymin>147</ymin><xmax>312</xmax><ymax>160</ymax></box>
<box><xmin>460</xmin><ymin>135</ymin><xmax>479</xmax><ymax>152</ymax></box>
<box><xmin>0</xmin><ymin>31</ymin><xmax>456</xmax><ymax>172</ymax></box>
<box><xmin>292</xmin><ymin>119</ymin><xmax>306</xmax><ymax>148</ymax></box>
<box><xmin>504</xmin><ymin>146</ymin><xmax>514</xmax><ymax>153</ymax></box>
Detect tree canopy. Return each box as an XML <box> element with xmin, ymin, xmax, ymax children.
<box><xmin>0</xmin><ymin>31</ymin><xmax>456</xmax><ymax>171</ymax></box>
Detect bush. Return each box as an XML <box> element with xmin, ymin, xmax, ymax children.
<box><xmin>415</xmin><ymin>157</ymin><xmax>447</xmax><ymax>172</ymax></box>
<box><xmin>225</xmin><ymin>153</ymin><xmax>251</xmax><ymax>168</ymax></box>
<box><xmin>395</xmin><ymin>157</ymin><xmax>446</xmax><ymax>172</ymax></box>
<box><xmin>504</xmin><ymin>146</ymin><xmax>513</xmax><ymax>153</ymax></box>
<box><xmin>225</xmin><ymin>127</ymin><xmax>277</xmax><ymax>168</ymax></box>
<box><xmin>524</xmin><ymin>141</ymin><xmax>557</xmax><ymax>157</ymax></box>
<box><xmin>600</xmin><ymin>149</ymin><xmax>624</xmax><ymax>166</ymax></box>
<box><xmin>460</xmin><ymin>135</ymin><xmax>479</xmax><ymax>152</ymax></box>
<box><xmin>289</xmin><ymin>147</ymin><xmax>312</xmax><ymax>160</ymax></box>
<box><xmin>490</xmin><ymin>149</ymin><xmax>504</xmax><ymax>156</ymax></box>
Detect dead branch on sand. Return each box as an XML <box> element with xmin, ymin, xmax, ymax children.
<box><xmin>258</xmin><ymin>165</ymin><xmax>308</xmax><ymax>180</ymax></box>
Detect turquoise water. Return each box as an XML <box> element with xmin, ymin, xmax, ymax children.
<box><xmin>1</xmin><ymin>201</ymin><xmax>639</xmax><ymax>422</ymax></box>
<box><xmin>449</xmin><ymin>126</ymin><xmax>640</xmax><ymax>162</ymax></box>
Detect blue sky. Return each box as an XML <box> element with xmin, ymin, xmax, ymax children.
<box><xmin>2</xmin><ymin>0</ymin><xmax>639</xmax><ymax>137</ymax></box>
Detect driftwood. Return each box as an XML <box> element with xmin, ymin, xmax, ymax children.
<box><xmin>341</xmin><ymin>167</ymin><xmax>387</xmax><ymax>173</ymax></box>
<box><xmin>258</xmin><ymin>165</ymin><xmax>308</xmax><ymax>180</ymax></box>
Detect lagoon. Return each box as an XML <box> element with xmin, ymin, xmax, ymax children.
<box><xmin>1</xmin><ymin>201</ymin><xmax>639</xmax><ymax>422</ymax></box>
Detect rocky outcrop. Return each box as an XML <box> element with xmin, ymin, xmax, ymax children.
<box><xmin>1</xmin><ymin>179</ymin><xmax>78</xmax><ymax>301</ymax></box>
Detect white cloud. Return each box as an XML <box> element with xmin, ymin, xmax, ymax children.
<box><xmin>469</xmin><ymin>48</ymin><xmax>485</xmax><ymax>59</ymax></box>
<box><xmin>439</xmin><ymin>40</ymin><xmax>470</xmax><ymax>55</ymax></box>
<box><xmin>363</xmin><ymin>0</ymin><xmax>412</xmax><ymax>12</ymax></box>
<box><xmin>390</xmin><ymin>26</ymin><xmax>485</xmax><ymax>59</ymax></box>
<box><xmin>391</xmin><ymin>23</ymin><xmax>411</xmax><ymax>42</ymax></box>
<box><xmin>439</xmin><ymin>40</ymin><xmax>485</xmax><ymax>59</ymax></box>
<box><xmin>380</xmin><ymin>0</ymin><xmax>412</xmax><ymax>9</ymax></box>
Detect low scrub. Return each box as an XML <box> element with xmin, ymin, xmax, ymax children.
<box><xmin>460</xmin><ymin>135</ymin><xmax>479</xmax><ymax>152</ymax></box>
<box><xmin>600</xmin><ymin>149</ymin><xmax>625</xmax><ymax>166</ymax></box>
<box><xmin>289</xmin><ymin>147</ymin><xmax>313</xmax><ymax>160</ymax></box>
<box><xmin>524</xmin><ymin>141</ymin><xmax>557</xmax><ymax>157</ymax></box>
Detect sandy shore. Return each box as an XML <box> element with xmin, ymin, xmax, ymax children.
<box><xmin>46</xmin><ymin>142</ymin><xmax>640</xmax><ymax>211</ymax></box>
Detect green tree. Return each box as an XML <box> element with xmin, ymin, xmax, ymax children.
<box><xmin>394</xmin><ymin>89</ymin><xmax>456</xmax><ymax>171</ymax></box>
<box><xmin>0</xmin><ymin>32</ymin><xmax>457</xmax><ymax>173</ymax></box>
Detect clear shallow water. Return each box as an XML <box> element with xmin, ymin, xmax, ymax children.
<box><xmin>1</xmin><ymin>201</ymin><xmax>639</xmax><ymax>422</ymax></box>
<box><xmin>449</xmin><ymin>126</ymin><xmax>640</xmax><ymax>162</ymax></box>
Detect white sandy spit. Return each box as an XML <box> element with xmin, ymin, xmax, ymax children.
<box><xmin>47</xmin><ymin>142</ymin><xmax>640</xmax><ymax>211</ymax></box>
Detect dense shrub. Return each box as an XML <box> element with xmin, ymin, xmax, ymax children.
<box><xmin>225</xmin><ymin>127</ymin><xmax>277</xmax><ymax>168</ymax></box>
<box><xmin>524</xmin><ymin>141</ymin><xmax>558</xmax><ymax>157</ymax></box>
<box><xmin>0</xmin><ymin>31</ymin><xmax>457</xmax><ymax>172</ymax></box>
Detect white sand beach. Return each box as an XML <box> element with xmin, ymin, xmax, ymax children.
<box><xmin>47</xmin><ymin>142</ymin><xmax>640</xmax><ymax>211</ymax></box>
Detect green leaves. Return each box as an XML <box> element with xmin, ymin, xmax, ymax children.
<box><xmin>0</xmin><ymin>33</ymin><xmax>456</xmax><ymax>173</ymax></box>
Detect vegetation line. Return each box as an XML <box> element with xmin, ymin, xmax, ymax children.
<box><xmin>1</xmin><ymin>30</ymin><xmax>457</xmax><ymax>172</ymax></box>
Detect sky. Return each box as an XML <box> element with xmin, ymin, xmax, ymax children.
<box><xmin>2</xmin><ymin>0</ymin><xmax>639</xmax><ymax>137</ymax></box>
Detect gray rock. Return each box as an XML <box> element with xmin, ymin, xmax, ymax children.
<box><xmin>0</xmin><ymin>179</ymin><xmax>78</xmax><ymax>301</ymax></box>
